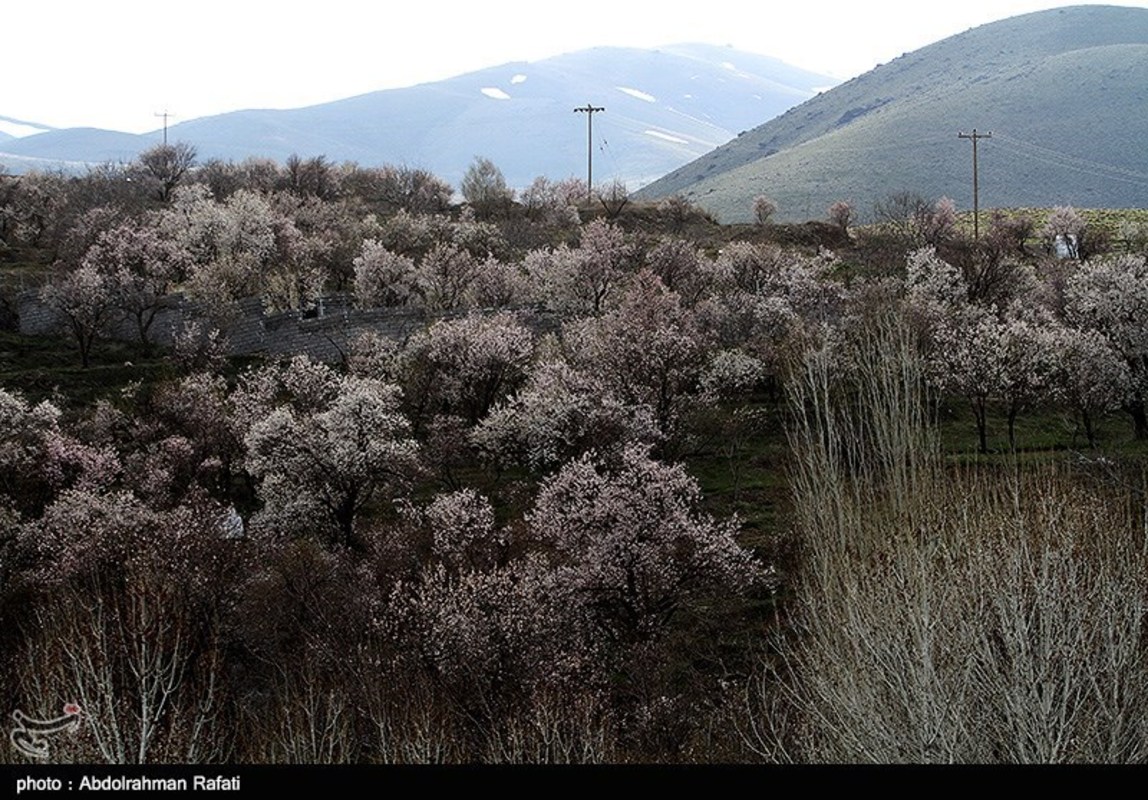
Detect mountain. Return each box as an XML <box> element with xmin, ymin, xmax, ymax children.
<box><xmin>0</xmin><ymin>115</ymin><xmax>53</xmax><ymax>140</ymax></box>
<box><xmin>0</xmin><ymin>44</ymin><xmax>834</xmax><ymax>188</ymax></box>
<box><xmin>0</xmin><ymin>128</ymin><xmax>144</xmax><ymax>165</ymax></box>
<box><xmin>636</xmin><ymin>6</ymin><xmax>1148</xmax><ymax>222</ymax></box>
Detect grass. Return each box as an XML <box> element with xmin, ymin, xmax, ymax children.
<box><xmin>0</xmin><ymin>330</ymin><xmax>175</xmax><ymax>409</ymax></box>
<box><xmin>0</xmin><ymin>244</ymin><xmax>53</xmax><ymax>285</ymax></box>
<box><xmin>935</xmin><ymin>396</ymin><xmax>1147</xmax><ymax>458</ymax></box>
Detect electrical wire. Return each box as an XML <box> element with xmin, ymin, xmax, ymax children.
<box><xmin>991</xmin><ymin>131</ymin><xmax>1148</xmax><ymax>189</ymax></box>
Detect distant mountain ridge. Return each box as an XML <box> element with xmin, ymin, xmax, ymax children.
<box><xmin>637</xmin><ymin>5</ymin><xmax>1148</xmax><ymax>222</ymax></box>
<box><xmin>0</xmin><ymin>44</ymin><xmax>834</xmax><ymax>189</ymax></box>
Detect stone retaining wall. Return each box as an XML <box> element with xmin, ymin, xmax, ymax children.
<box><xmin>17</xmin><ymin>290</ymin><xmax>557</xmax><ymax>363</ymax></box>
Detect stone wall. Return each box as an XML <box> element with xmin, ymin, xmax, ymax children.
<box><xmin>17</xmin><ymin>290</ymin><xmax>558</xmax><ymax>363</ymax></box>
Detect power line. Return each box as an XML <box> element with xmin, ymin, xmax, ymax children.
<box><xmin>992</xmin><ymin>132</ymin><xmax>1148</xmax><ymax>188</ymax></box>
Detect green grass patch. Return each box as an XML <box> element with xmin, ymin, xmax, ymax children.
<box><xmin>935</xmin><ymin>394</ymin><xmax>1145</xmax><ymax>465</ymax></box>
<box><xmin>0</xmin><ymin>330</ymin><xmax>176</xmax><ymax>409</ymax></box>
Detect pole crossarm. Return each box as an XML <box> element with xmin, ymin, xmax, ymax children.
<box><xmin>575</xmin><ymin>104</ymin><xmax>605</xmax><ymax>203</ymax></box>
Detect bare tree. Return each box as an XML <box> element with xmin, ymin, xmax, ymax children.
<box><xmin>597</xmin><ymin>179</ymin><xmax>629</xmax><ymax>220</ymax></box>
<box><xmin>136</xmin><ymin>142</ymin><xmax>198</xmax><ymax>203</ymax></box>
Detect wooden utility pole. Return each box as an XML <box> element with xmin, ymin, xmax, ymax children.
<box><xmin>574</xmin><ymin>104</ymin><xmax>605</xmax><ymax>203</ymax></box>
<box><xmin>155</xmin><ymin>111</ymin><xmax>175</xmax><ymax>145</ymax></box>
<box><xmin>958</xmin><ymin>129</ymin><xmax>991</xmax><ymax>239</ymax></box>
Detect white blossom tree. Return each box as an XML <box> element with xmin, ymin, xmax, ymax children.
<box><xmin>244</xmin><ymin>368</ymin><xmax>420</xmax><ymax>548</ymax></box>
<box><xmin>473</xmin><ymin>360</ymin><xmax>660</xmax><ymax>472</ymax></box>
<box><xmin>564</xmin><ymin>271</ymin><xmax>710</xmax><ymax>438</ymax></box>
<box><xmin>525</xmin><ymin>219</ymin><xmax>631</xmax><ymax>316</ymax></box>
<box><xmin>1063</xmin><ymin>254</ymin><xmax>1148</xmax><ymax>438</ymax></box>
<box><xmin>930</xmin><ymin>307</ymin><xmax>1004</xmax><ymax>454</ymax></box>
<box><xmin>1042</xmin><ymin>206</ymin><xmax>1085</xmax><ymax>259</ymax></box>
<box><xmin>352</xmin><ymin>240</ymin><xmax>415</xmax><ymax>308</ymax></box>
<box><xmin>1050</xmin><ymin>326</ymin><xmax>1133</xmax><ymax>447</ymax></box>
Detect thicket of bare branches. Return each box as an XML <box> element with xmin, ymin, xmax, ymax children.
<box><xmin>746</xmin><ymin>313</ymin><xmax>1148</xmax><ymax>763</ymax></box>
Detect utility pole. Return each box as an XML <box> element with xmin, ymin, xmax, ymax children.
<box><xmin>155</xmin><ymin>111</ymin><xmax>175</xmax><ymax>145</ymax></box>
<box><xmin>958</xmin><ymin>129</ymin><xmax>991</xmax><ymax>239</ymax></box>
<box><xmin>574</xmin><ymin>104</ymin><xmax>605</xmax><ymax>203</ymax></box>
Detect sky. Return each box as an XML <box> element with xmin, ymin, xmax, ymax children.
<box><xmin>2</xmin><ymin>0</ymin><xmax>1143</xmax><ymax>135</ymax></box>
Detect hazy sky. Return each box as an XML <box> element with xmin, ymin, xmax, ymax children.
<box><xmin>3</xmin><ymin>1</ymin><xmax>1141</xmax><ymax>134</ymax></box>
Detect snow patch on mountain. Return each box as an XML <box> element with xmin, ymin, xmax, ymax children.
<box><xmin>0</xmin><ymin>119</ymin><xmax>51</xmax><ymax>138</ymax></box>
<box><xmin>645</xmin><ymin>129</ymin><xmax>688</xmax><ymax>144</ymax></box>
<box><xmin>511</xmin><ymin>74</ymin><xmax>527</xmax><ymax>84</ymax></box>
<box><xmin>617</xmin><ymin>87</ymin><xmax>656</xmax><ymax>103</ymax></box>
<box><xmin>481</xmin><ymin>88</ymin><xmax>511</xmax><ymax>100</ymax></box>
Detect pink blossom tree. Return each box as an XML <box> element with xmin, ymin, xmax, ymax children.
<box><xmin>400</xmin><ymin>488</ymin><xmax>504</xmax><ymax>574</ymax></box>
<box><xmin>0</xmin><ymin>389</ymin><xmax>64</xmax><ymax>515</ymax></box>
<box><xmin>470</xmin><ymin>256</ymin><xmax>527</xmax><ymax>309</ymax></box>
<box><xmin>152</xmin><ymin>372</ymin><xmax>243</xmax><ymax>499</ymax></box>
<box><xmin>563</xmin><ymin>271</ymin><xmax>710</xmax><ymax>438</ymax></box>
<box><xmin>411</xmin><ymin>242</ymin><xmax>480</xmax><ymax>311</ymax></box>
<box><xmin>521</xmin><ymin>175</ymin><xmax>585</xmax><ymax>226</ymax></box>
<box><xmin>39</xmin><ymin>263</ymin><xmax>116</xmax><ymax>367</ymax></box>
<box><xmin>80</xmin><ymin>219</ymin><xmax>191</xmax><ymax>346</ymax></box>
<box><xmin>527</xmin><ymin>445</ymin><xmax>762</xmax><ymax>642</ymax></box>
<box><xmin>401</xmin><ymin>312</ymin><xmax>534</xmax><ymax>427</ymax></box>
<box><xmin>827</xmin><ymin>200</ymin><xmax>853</xmax><ymax>234</ymax></box>
<box><xmin>392</xmin><ymin>554</ymin><xmax>594</xmax><ymax>711</ymax></box>
<box><xmin>525</xmin><ymin>219</ymin><xmax>632</xmax><ymax>316</ymax></box>
<box><xmin>643</xmin><ymin>236</ymin><xmax>716</xmax><ymax>307</ymax></box>
<box><xmin>923</xmin><ymin>196</ymin><xmax>958</xmax><ymax>246</ymax></box>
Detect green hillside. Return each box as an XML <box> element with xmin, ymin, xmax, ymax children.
<box><xmin>636</xmin><ymin>5</ymin><xmax>1148</xmax><ymax>222</ymax></box>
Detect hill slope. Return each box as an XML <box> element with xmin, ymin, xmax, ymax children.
<box><xmin>636</xmin><ymin>6</ymin><xmax>1148</xmax><ymax>222</ymax></box>
<box><xmin>0</xmin><ymin>44</ymin><xmax>833</xmax><ymax>189</ymax></box>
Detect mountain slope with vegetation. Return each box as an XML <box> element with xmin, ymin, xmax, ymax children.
<box><xmin>637</xmin><ymin>5</ymin><xmax>1148</xmax><ymax>222</ymax></box>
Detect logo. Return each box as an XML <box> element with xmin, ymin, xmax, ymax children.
<box><xmin>10</xmin><ymin>704</ymin><xmax>82</xmax><ymax>760</ymax></box>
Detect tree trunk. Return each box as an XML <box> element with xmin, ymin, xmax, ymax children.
<box><xmin>972</xmin><ymin>398</ymin><xmax>988</xmax><ymax>454</ymax></box>
<box><xmin>1081</xmin><ymin>408</ymin><xmax>1097</xmax><ymax>450</ymax></box>
<box><xmin>1129</xmin><ymin>400</ymin><xmax>1148</xmax><ymax>441</ymax></box>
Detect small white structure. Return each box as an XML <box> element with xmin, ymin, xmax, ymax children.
<box><xmin>220</xmin><ymin>505</ymin><xmax>246</xmax><ymax>539</ymax></box>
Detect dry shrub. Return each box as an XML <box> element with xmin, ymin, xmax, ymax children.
<box><xmin>751</xmin><ymin>311</ymin><xmax>1148</xmax><ymax>763</ymax></box>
